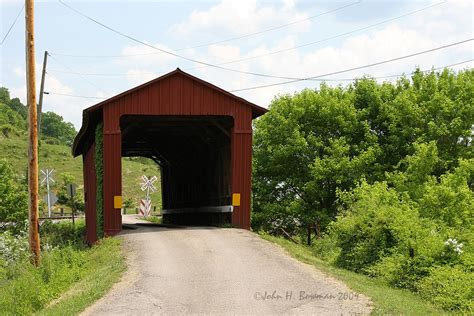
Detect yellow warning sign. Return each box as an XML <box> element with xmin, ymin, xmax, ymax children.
<box><xmin>232</xmin><ymin>193</ymin><xmax>241</xmax><ymax>206</ymax></box>
<box><xmin>114</xmin><ymin>196</ymin><xmax>122</xmax><ymax>209</ymax></box>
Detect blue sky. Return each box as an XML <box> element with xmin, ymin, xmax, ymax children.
<box><xmin>1</xmin><ymin>0</ymin><xmax>473</xmax><ymax>129</ymax></box>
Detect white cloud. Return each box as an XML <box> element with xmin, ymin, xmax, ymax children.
<box><xmin>170</xmin><ymin>0</ymin><xmax>311</xmax><ymax>36</ymax></box>
<box><xmin>8</xmin><ymin>65</ymin><xmax>91</xmax><ymax>129</ymax></box>
<box><xmin>12</xmin><ymin>67</ymin><xmax>23</xmax><ymax>77</ymax></box>
<box><xmin>120</xmin><ymin>42</ymin><xmax>178</xmax><ymax>66</ymax></box>
<box><xmin>125</xmin><ymin>68</ymin><xmax>159</xmax><ymax>87</ymax></box>
<box><xmin>197</xmin><ymin>20</ymin><xmax>472</xmax><ymax>108</ymax></box>
<box><xmin>117</xmin><ymin>42</ymin><xmax>184</xmax><ymax>85</ymax></box>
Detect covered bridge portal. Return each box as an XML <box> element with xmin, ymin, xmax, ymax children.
<box><xmin>73</xmin><ymin>69</ymin><xmax>267</xmax><ymax>244</ymax></box>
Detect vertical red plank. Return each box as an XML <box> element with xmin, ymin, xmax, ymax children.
<box><xmin>103</xmin><ymin>104</ymin><xmax>122</xmax><ymax>236</ymax></box>
<box><xmin>231</xmin><ymin>106</ymin><xmax>253</xmax><ymax>229</ymax></box>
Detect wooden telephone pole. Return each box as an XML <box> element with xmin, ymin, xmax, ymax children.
<box><xmin>25</xmin><ymin>0</ymin><xmax>40</xmax><ymax>266</ymax></box>
<box><xmin>37</xmin><ymin>50</ymin><xmax>48</xmax><ymax>135</ymax></box>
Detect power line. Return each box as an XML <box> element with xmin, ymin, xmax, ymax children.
<box><xmin>52</xmin><ymin>0</ymin><xmax>362</xmax><ymax>57</ymax></box>
<box><xmin>45</xmin><ymin>59</ymin><xmax>473</xmax><ymax>100</ymax></box>
<box><xmin>44</xmin><ymin>91</ymin><xmax>107</xmax><ymax>100</ymax></box>
<box><xmin>54</xmin><ymin>0</ymin><xmax>445</xmax><ymax>64</ymax></box>
<box><xmin>48</xmin><ymin>56</ymin><xmax>474</xmax><ymax>81</ymax></box>
<box><xmin>1</xmin><ymin>4</ymin><xmax>24</xmax><ymax>45</ymax></box>
<box><xmin>60</xmin><ymin>0</ymin><xmax>405</xmax><ymax>81</ymax></box>
<box><xmin>188</xmin><ymin>0</ymin><xmax>448</xmax><ymax>70</ymax></box>
<box><xmin>48</xmin><ymin>54</ymin><xmax>110</xmax><ymax>94</ymax></box>
<box><xmin>47</xmin><ymin>69</ymin><xmax>139</xmax><ymax>76</ymax></box>
<box><xmin>49</xmin><ymin>38</ymin><xmax>473</xmax><ymax>82</ymax></box>
<box><xmin>357</xmin><ymin>59</ymin><xmax>473</xmax><ymax>81</ymax></box>
<box><xmin>229</xmin><ymin>39</ymin><xmax>474</xmax><ymax>91</ymax></box>
<box><xmin>58</xmin><ymin>0</ymin><xmax>317</xmax><ymax>80</ymax></box>
<box><xmin>52</xmin><ymin>0</ymin><xmax>450</xmax><ymax>81</ymax></box>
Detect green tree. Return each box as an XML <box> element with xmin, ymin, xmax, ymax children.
<box><xmin>0</xmin><ymin>102</ymin><xmax>26</xmax><ymax>134</ymax></box>
<box><xmin>0</xmin><ymin>87</ymin><xmax>10</xmax><ymax>105</ymax></box>
<box><xmin>0</xmin><ymin>159</ymin><xmax>28</xmax><ymax>232</ymax></box>
<box><xmin>253</xmin><ymin>69</ymin><xmax>473</xmax><ymax>236</ymax></box>
<box><xmin>56</xmin><ymin>173</ymin><xmax>84</xmax><ymax>213</ymax></box>
<box><xmin>253</xmin><ymin>85</ymin><xmax>379</xmax><ymax>236</ymax></box>
<box><xmin>40</xmin><ymin>112</ymin><xmax>77</xmax><ymax>146</ymax></box>
<box><xmin>8</xmin><ymin>98</ymin><xmax>27</xmax><ymax>119</ymax></box>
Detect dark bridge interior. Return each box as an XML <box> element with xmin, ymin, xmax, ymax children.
<box><xmin>120</xmin><ymin>115</ymin><xmax>233</xmax><ymax>225</ymax></box>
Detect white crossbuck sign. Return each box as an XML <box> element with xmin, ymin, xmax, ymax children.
<box><xmin>41</xmin><ymin>169</ymin><xmax>55</xmax><ymax>217</ymax></box>
<box><xmin>140</xmin><ymin>175</ymin><xmax>157</xmax><ymax>200</ymax></box>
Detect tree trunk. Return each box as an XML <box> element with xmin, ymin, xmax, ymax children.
<box><xmin>314</xmin><ymin>220</ymin><xmax>320</xmax><ymax>239</ymax></box>
<box><xmin>307</xmin><ymin>223</ymin><xmax>312</xmax><ymax>246</ymax></box>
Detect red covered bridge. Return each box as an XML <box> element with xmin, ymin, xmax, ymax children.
<box><xmin>73</xmin><ymin>69</ymin><xmax>267</xmax><ymax>244</ymax></box>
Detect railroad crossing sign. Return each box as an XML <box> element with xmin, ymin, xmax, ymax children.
<box><xmin>140</xmin><ymin>175</ymin><xmax>157</xmax><ymax>201</ymax></box>
<box><xmin>40</xmin><ymin>169</ymin><xmax>55</xmax><ymax>217</ymax></box>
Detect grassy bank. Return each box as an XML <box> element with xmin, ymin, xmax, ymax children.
<box><xmin>260</xmin><ymin>233</ymin><xmax>444</xmax><ymax>315</ymax></box>
<box><xmin>0</xmin><ymin>221</ymin><xmax>126</xmax><ymax>315</ymax></box>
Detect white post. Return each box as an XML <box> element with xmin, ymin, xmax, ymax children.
<box><xmin>46</xmin><ymin>176</ymin><xmax>51</xmax><ymax>217</ymax></box>
<box><xmin>41</xmin><ymin>169</ymin><xmax>54</xmax><ymax>218</ymax></box>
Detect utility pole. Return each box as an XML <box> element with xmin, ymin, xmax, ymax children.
<box><xmin>25</xmin><ymin>0</ymin><xmax>40</xmax><ymax>266</ymax></box>
<box><xmin>37</xmin><ymin>50</ymin><xmax>48</xmax><ymax>135</ymax></box>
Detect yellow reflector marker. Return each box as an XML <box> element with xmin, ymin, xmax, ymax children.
<box><xmin>232</xmin><ymin>193</ymin><xmax>241</xmax><ymax>206</ymax></box>
<box><xmin>114</xmin><ymin>195</ymin><xmax>122</xmax><ymax>209</ymax></box>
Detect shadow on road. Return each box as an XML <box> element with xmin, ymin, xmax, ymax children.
<box><xmin>119</xmin><ymin>223</ymin><xmax>232</xmax><ymax>236</ymax></box>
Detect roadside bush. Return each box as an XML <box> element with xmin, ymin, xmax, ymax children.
<box><xmin>311</xmin><ymin>232</ymin><xmax>340</xmax><ymax>263</ymax></box>
<box><xmin>416</xmin><ymin>265</ymin><xmax>473</xmax><ymax>311</ymax></box>
<box><xmin>0</xmin><ymin>159</ymin><xmax>28</xmax><ymax>233</ymax></box>
<box><xmin>321</xmin><ymin>174</ymin><xmax>472</xmax><ymax>311</ymax></box>
<box><xmin>330</xmin><ymin>181</ymin><xmax>418</xmax><ymax>272</ymax></box>
<box><xmin>40</xmin><ymin>220</ymin><xmax>86</xmax><ymax>249</ymax></box>
<box><xmin>0</xmin><ymin>230</ymin><xmax>29</xmax><ymax>280</ymax></box>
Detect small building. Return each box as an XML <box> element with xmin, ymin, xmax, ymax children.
<box><xmin>73</xmin><ymin>69</ymin><xmax>267</xmax><ymax>244</ymax></box>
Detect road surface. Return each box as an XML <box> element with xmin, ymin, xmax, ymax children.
<box><xmin>82</xmin><ymin>215</ymin><xmax>372</xmax><ymax>315</ymax></box>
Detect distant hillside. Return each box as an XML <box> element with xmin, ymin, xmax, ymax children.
<box><xmin>0</xmin><ymin>87</ymin><xmax>77</xmax><ymax>146</ymax></box>
<box><xmin>0</xmin><ymin>87</ymin><xmax>162</xmax><ymax>212</ymax></box>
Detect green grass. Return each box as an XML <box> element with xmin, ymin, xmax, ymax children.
<box><xmin>0</xmin><ymin>221</ymin><xmax>126</xmax><ymax>315</ymax></box>
<box><xmin>0</xmin><ymin>134</ymin><xmax>162</xmax><ymax>210</ymax></box>
<box><xmin>259</xmin><ymin>233</ymin><xmax>444</xmax><ymax>315</ymax></box>
<box><xmin>143</xmin><ymin>215</ymin><xmax>162</xmax><ymax>224</ymax></box>
<box><xmin>37</xmin><ymin>238</ymin><xmax>126</xmax><ymax>315</ymax></box>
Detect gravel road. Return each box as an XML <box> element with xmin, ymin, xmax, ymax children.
<box><xmin>82</xmin><ymin>215</ymin><xmax>372</xmax><ymax>315</ymax></box>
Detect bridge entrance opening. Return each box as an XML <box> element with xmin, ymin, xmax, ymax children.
<box><xmin>121</xmin><ymin>115</ymin><xmax>233</xmax><ymax>225</ymax></box>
